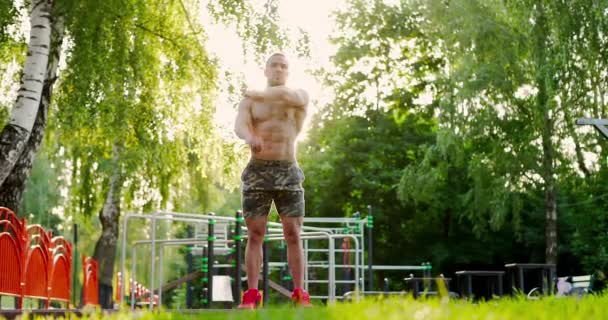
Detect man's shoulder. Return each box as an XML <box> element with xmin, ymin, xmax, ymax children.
<box><xmin>294</xmin><ymin>87</ymin><xmax>308</xmax><ymax>95</ymax></box>
<box><xmin>238</xmin><ymin>97</ymin><xmax>254</xmax><ymax>108</ymax></box>
<box><xmin>293</xmin><ymin>88</ymin><xmax>309</xmax><ymax>107</ymax></box>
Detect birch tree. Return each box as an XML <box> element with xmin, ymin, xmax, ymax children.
<box><xmin>0</xmin><ymin>6</ymin><xmax>64</xmax><ymax>211</ymax></box>
<box><xmin>0</xmin><ymin>0</ymin><xmax>52</xmax><ymax>186</ymax></box>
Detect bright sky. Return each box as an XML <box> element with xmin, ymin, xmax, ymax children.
<box><xmin>199</xmin><ymin>0</ymin><xmax>346</xmax><ymax>140</ymax></box>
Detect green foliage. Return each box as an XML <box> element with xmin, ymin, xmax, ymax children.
<box><xmin>49</xmin><ymin>0</ymin><xmax>220</xmax><ymax>218</ymax></box>
<box><xmin>0</xmin><ymin>105</ymin><xmax>7</xmax><ymax>126</ymax></box>
<box><xmin>0</xmin><ymin>0</ymin><xmax>17</xmax><ymax>42</ymax></box>
<box><xmin>19</xmin><ymin>150</ymin><xmax>63</xmax><ymax>231</ymax></box>
<box><xmin>302</xmin><ymin>0</ymin><xmax>445</xmax><ymax>221</ymax></box>
<box><xmin>301</xmin><ymin>0</ymin><xmax>454</xmax><ymax>271</ymax></box>
<box><xmin>207</xmin><ymin>0</ymin><xmax>290</xmax><ymax>60</ymax></box>
<box><xmin>560</xmin><ymin>171</ymin><xmax>608</xmax><ymax>278</ymax></box>
<box><xmin>0</xmin><ymin>38</ymin><xmax>27</xmax><ymax>129</ymax></box>
<box><xmin>301</xmin><ymin>0</ymin><xmax>608</xmax><ymax>278</ymax></box>
<box><xmin>413</xmin><ymin>0</ymin><xmax>608</xmax><ymax>269</ymax></box>
<box><xmin>301</xmin><ymin>109</ymin><xmax>435</xmax><ymax>216</ymax></box>
<box><xmin>46</xmin><ymin>0</ymin><xmax>292</xmax><ymax>221</ymax></box>
<box><xmin>325</xmin><ymin>0</ymin><xmax>442</xmax><ymax>118</ymax></box>
<box><xmin>397</xmin><ymin>128</ymin><xmax>545</xmax><ymax>270</ymax></box>
<box><xmin>300</xmin><ymin>109</ymin><xmax>440</xmax><ymax>269</ymax></box>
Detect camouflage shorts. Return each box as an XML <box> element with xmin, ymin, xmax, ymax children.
<box><xmin>241</xmin><ymin>159</ymin><xmax>305</xmax><ymax>218</ymax></box>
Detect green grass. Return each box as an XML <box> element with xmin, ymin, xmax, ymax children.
<box><xmin>6</xmin><ymin>295</ymin><xmax>608</xmax><ymax>319</ymax></box>
<box><xmin>168</xmin><ymin>295</ymin><xmax>607</xmax><ymax>320</ymax></box>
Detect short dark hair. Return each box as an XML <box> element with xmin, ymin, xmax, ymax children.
<box><xmin>266</xmin><ymin>52</ymin><xmax>287</xmax><ymax>67</ymax></box>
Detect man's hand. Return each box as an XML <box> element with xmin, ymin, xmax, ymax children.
<box><xmin>245</xmin><ymin>134</ymin><xmax>263</xmax><ymax>153</ymax></box>
<box><xmin>242</xmin><ymin>88</ymin><xmax>265</xmax><ymax>102</ymax></box>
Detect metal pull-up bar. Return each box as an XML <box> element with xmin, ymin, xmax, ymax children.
<box><xmin>576</xmin><ymin>118</ymin><xmax>608</xmax><ymax>139</ymax></box>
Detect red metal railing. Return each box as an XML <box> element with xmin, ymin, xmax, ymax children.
<box><xmin>0</xmin><ymin>207</ymin><xmax>80</xmax><ymax>309</ymax></box>
<box><xmin>82</xmin><ymin>256</ymin><xmax>99</xmax><ymax>306</ymax></box>
<box><xmin>49</xmin><ymin>236</ymin><xmax>73</xmax><ymax>304</ymax></box>
<box><xmin>23</xmin><ymin>224</ymin><xmax>52</xmax><ymax>307</ymax></box>
<box><xmin>0</xmin><ymin>207</ymin><xmax>26</xmax><ymax>308</ymax></box>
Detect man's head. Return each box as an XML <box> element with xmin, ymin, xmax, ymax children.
<box><xmin>264</xmin><ymin>53</ymin><xmax>289</xmax><ymax>86</ymax></box>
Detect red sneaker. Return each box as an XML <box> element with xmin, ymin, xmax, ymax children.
<box><xmin>238</xmin><ymin>289</ymin><xmax>261</xmax><ymax>309</ymax></box>
<box><xmin>291</xmin><ymin>288</ymin><xmax>312</xmax><ymax>307</ymax></box>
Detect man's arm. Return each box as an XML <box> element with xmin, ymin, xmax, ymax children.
<box><xmin>234</xmin><ymin>98</ymin><xmax>254</xmax><ymax>140</ymax></box>
<box><xmin>234</xmin><ymin>98</ymin><xmax>262</xmax><ymax>152</ymax></box>
<box><xmin>244</xmin><ymin>86</ymin><xmax>309</xmax><ymax>110</ymax></box>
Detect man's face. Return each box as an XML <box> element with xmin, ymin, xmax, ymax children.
<box><xmin>264</xmin><ymin>55</ymin><xmax>289</xmax><ymax>86</ymax></box>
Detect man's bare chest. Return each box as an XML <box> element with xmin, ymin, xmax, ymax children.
<box><xmin>251</xmin><ymin>102</ymin><xmax>297</xmax><ymax>122</ymax></box>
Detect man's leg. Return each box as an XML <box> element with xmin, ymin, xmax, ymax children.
<box><xmin>245</xmin><ymin>216</ymin><xmax>268</xmax><ymax>289</ymax></box>
<box><xmin>239</xmin><ymin>188</ymin><xmax>271</xmax><ymax>309</ymax></box>
<box><xmin>280</xmin><ymin>215</ymin><xmax>304</xmax><ymax>288</ymax></box>
<box><xmin>275</xmin><ymin>186</ymin><xmax>310</xmax><ymax>306</ymax></box>
<box><xmin>275</xmin><ymin>189</ymin><xmax>306</xmax><ymax>290</ymax></box>
<box><xmin>242</xmin><ymin>187</ymin><xmax>272</xmax><ymax>292</ymax></box>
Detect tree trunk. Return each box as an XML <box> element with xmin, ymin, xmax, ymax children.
<box><xmin>0</xmin><ymin>0</ymin><xmax>52</xmax><ymax>187</ymax></box>
<box><xmin>542</xmin><ymin>117</ymin><xmax>557</xmax><ymax>265</ymax></box>
<box><xmin>535</xmin><ymin>2</ymin><xmax>558</xmax><ymax>265</ymax></box>
<box><xmin>0</xmin><ymin>12</ymin><xmax>65</xmax><ymax>212</ymax></box>
<box><xmin>93</xmin><ymin>147</ymin><xmax>123</xmax><ymax>309</ymax></box>
<box><xmin>541</xmin><ymin>66</ymin><xmax>558</xmax><ymax>266</ymax></box>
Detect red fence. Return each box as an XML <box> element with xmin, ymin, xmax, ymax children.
<box><xmin>82</xmin><ymin>256</ymin><xmax>99</xmax><ymax>306</ymax></box>
<box><xmin>115</xmin><ymin>272</ymin><xmax>159</xmax><ymax>307</ymax></box>
<box><xmin>0</xmin><ymin>207</ymin><xmax>26</xmax><ymax>308</ymax></box>
<box><xmin>0</xmin><ymin>207</ymin><xmax>89</xmax><ymax>309</ymax></box>
<box><xmin>49</xmin><ymin>237</ymin><xmax>73</xmax><ymax>303</ymax></box>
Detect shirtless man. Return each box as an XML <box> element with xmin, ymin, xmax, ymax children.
<box><xmin>234</xmin><ymin>53</ymin><xmax>311</xmax><ymax>308</ymax></box>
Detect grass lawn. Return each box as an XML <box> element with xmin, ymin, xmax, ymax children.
<box><xmin>41</xmin><ymin>294</ymin><xmax>606</xmax><ymax>320</ymax></box>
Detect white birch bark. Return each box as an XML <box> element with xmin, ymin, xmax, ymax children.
<box><xmin>0</xmin><ymin>0</ymin><xmax>52</xmax><ymax>186</ymax></box>
<box><xmin>0</xmin><ymin>11</ymin><xmax>64</xmax><ymax>210</ymax></box>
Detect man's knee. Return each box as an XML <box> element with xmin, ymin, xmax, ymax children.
<box><xmin>282</xmin><ymin>221</ymin><xmax>302</xmax><ymax>244</ymax></box>
<box><xmin>247</xmin><ymin>227</ymin><xmax>265</xmax><ymax>244</ymax></box>
<box><xmin>284</xmin><ymin>231</ymin><xmax>300</xmax><ymax>245</ymax></box>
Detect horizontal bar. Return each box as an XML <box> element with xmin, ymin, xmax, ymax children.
<box><xmin>576</xmin><ymin>118</ymin><xmax>608</xmax><ymax>126</ymax></box>
<box><xmin>303</xmin><ymin>279</ymin><xmax>359</xmax><ymax>284</ymax></box>
<box><xmin>189</xmin><ymin>248</ymin><xmax>231</xmax><ymax>254</ymax></box>
<box><xmin>306</xmin><ymin>249</ymin><xmax>361</xmax><ymax>253</ymax></box>
<box><xmin>303</xmin><ymin>217</ymin><xmax>365</xmax><ymax>224</ymax></box>
<box><xmin>265</xmin><ymin>234</ymin><xmax>332</xmax><ymax>241</ymax></box>
<box><xmin>213</xmin><ymin>262</ymin><xmax>287</xmax><ymax>269</ymax></box>
<box><xmin>371</xmin><ymin>265</ymin><xmax>432</xmax><ymax>271</ymax></box>
<box><xmin>134</xmin><ymin>239</ymin><xmax>232</xmax><ymax>246</ymax></box>
<box><xmin>155</xmin><ymin>212</ymin><xmax>237</xmax><ymax>222</ymax></box>
<box><xmin>133</xmin><ymin>232</ymin><xmax>333</xmax><ymax>247</ymax></box>
<box><xmin>125</xmin><ymin>214</ymin><xmax>215</xmax><ymax>225</ymax></box>
<box><xmin>130</xmin><ymin>212</ymin><xmax>340</xmax><ymax>234</ymax></box>
<box><xmin>307</xmin><ymin>264</ymin><xmax>359</xmax><ymax>269</ymax></box>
